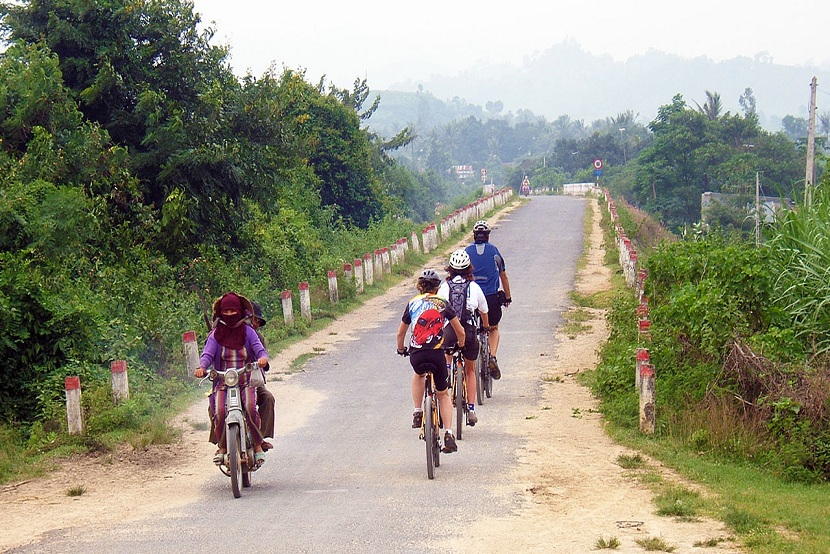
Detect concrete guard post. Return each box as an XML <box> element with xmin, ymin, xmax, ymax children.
<box><xmin>421</xmin><ymin>227</ymin><xmax>431</xmax><ymax>254</ymax></box>
<box><xmin>281</xmin><ymin>289</ymin><xmax>295</xmax><ymax>325</ymax></box>
<box><xmin>639</xmin><ymin>363</ymin><xmax>656</xmax><ymax>434</ymax></box>
<box><xmin>344</xmin><ymin>263</ymin><xmax>353</xmax><ymax>283</ymax></box>
<box><xmin>110</xmin><ymin>359</ymin><xmax>129</xmax><ymax>404</ymax></box>
<box><xmin>327</xmin><ymin>270</ymin><xmax>339</xmax><ymax>303</ymax></box>
<box><xmin>389</xmin><ymin>244</ymin><xmax>398</xmax><ymax>267</ymax></box>
<box><xmin>182</xmin><ymin>330</ymin><xmax>200</xmax><ymax>377</ymax></box>
<box><xmin>381</xmin><ymin>247</ymin><xmax>391</xmax><ymax>276</ymax></box>
<box><xmin>635</xmin><ymin>348</ymin><xmax>650</xmax><ymax>390</ymax></box>
<box><xmin>373</xmin><ymin>250</ymin><xmax>383</xmax><ymax>281</ymax></box>
<box><xmin>353</xmin><ymin>258</ymin><xmax>364</xmax><ymax>293</ymax></box>
<box><xmin>410</xmin><ymin>231</ymin><xmax>421</xmax><ymax>254</ymax></box>
<box><xmin>363</xmin><ymin>253</ymin><xmax>374</xmax><ymax>286</ymax></box>
<box><xmin>65</xmin><ymin>376</ymin><xmax>84</xmax><ymax>434</ymax></box>
<box><xmin>299</xmin><ymin>282</ymin><xmax>312</xmax><ymax>320</ymax></box>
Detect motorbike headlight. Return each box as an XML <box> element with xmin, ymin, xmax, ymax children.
<box><xmin>224</xmin><ymin>369</ymin><xmax>239</xmax><ymax>387</ymax></box>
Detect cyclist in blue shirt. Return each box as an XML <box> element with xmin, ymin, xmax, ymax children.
<box><xmin>465</xmin><ymin>220</ymin><xmax>512</xmax><ymax>379</ymax></box>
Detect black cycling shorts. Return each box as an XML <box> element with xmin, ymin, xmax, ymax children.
<box><xmin>409</xmin><ymin>349</ymin><xmax>450</xmax><ymax>391</ymax></box>
<box><xmin>442</xmin><ymin>325</ymin><xmax>479</xmax><ymax>361</ymax></box>
<box><xmin>485</xmin><ymin>294</ymin><xmax>503</xmax><ymax>326</ymax></box>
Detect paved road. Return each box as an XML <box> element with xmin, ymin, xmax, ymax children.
<box><xmin>12</xmin><ymin>195</ymin><xmax>586</xmax><ymax>553</ymax></box>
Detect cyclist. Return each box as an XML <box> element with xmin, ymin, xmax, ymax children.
<box><xmin>438</xmin><ymin>249</ymin><xmax>489</xmax><ymax>426</ymax></box>
<box><xmin>465</xmin><ymin>220</ymin><xmax>512</xmax><ymax>379</ymax></box>
<box><xmin>396</xmin><ymin>269</ymin><xmax>466</xmax><ymax>453</ymax></box>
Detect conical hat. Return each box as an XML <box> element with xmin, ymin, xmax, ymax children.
<box><xmin>211</xmin><ymin>292</ymin><xmax>255</xmax><ymax>328</ymax></box>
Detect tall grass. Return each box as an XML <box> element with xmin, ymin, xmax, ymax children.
<box><xmin>767</xmin><ymin>186</ymin><xmax>830</xmax><ymax>356</ymax></box>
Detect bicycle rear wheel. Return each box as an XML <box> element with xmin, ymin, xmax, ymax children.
<box><xmin>481</xmin><ymin>340</ymin><xmax>493</xmax><ymax>399</ymax></box>
<box><xmin>475</xmin><ymin>341</ymin><xmax>485</xmax><ymax>405</ymax></box>
<box><xmin>455</xmin><ymin>361</ymin><xmax>465</xmax><ymax>440</ymax></box>
<box><xmin>424</xmin><ymin>395</ymin><xmax>435</xmax><ymax>479</ymax></box>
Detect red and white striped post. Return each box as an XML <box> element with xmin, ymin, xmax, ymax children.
<box><xmin>344</xmin><ymin>263</ymin><xmax>353</xmax><ymax>286</ymax></box>
<box><xmin>182</xmin><ymin>330</ymin><xmax>200</xmax><ymax>377</ymax></box>
<box><xmin>381</xmin><ymin>247</ymin><xmax>391</xmax><ymax>276</ymax></box>
<box><xmin>363</xmin><ymin>253</ymin><xmax>374</xmax><ymax>286</ymax></box>
<box><xmin>299</xmin><ymin>282</ymin><xmax>312</xmax><ymax>320</ymax></box>
<box><xmin>281</xmin><ymin>289</ymin><xmax>294</xmax><ymax>325</ymax></box>
<box><xmin>389</xmin><ymin>244</ymin><xmax>398</xmax><ymax>267</ymax></box>
<box><xmin>421</xmin><ymin>227</ymin><xmax>431</xmax><ymax>253</ymax></box>
<box><xmin>638</xmin><ymin>319</ymin><xmax>651</xmax><ymax>342</ymax></box>
<box><xmin>327</xmin><ymin>270</ymin><xmax>339</xmax><ymax>303</ymax></box>
<box><xmin>65</xmin><ymin>376</ymin><xmax>84</xmax><ymax>434</ymax></box>
<box><xmin>410</xmin><ymin>231</ymin><xmax>421</xmax><ymax>254</ymax></box>
<box><xmin>353</xmin><ymin>258</ymin><xmax>364</xmax><ymax>293</ymax></box>
<box><xmin>635</xmin><ymin>348</ymin><xmax>650</xmax><ymax>390</ymax></box>
<box><xmin>373</xmin><ymin>250</ymin><xmax>383</xmax><ymax>281</ymax></box>
<box><xmin>110</xmin><ymin>360</ymin><xmax>129</xmax><ymax>404</ymax></box>
<box><xmin>639</xmin><ymin>362</ymin><xmax>655</xmax><ymax>434</ymax></box>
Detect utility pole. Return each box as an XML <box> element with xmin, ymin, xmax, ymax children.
<box><xmin>805</xmin><ymin>77</ymin><xmax>817</xmax><ymax>207</ymax></box>
<box><xmin>755</xmin><ymin>171</ymin><xmax>761</xmax><ymax>247</ymax></box>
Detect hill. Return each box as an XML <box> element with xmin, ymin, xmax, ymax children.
<box><xmin>369</xmin><ymin>40</ymin><xmax>829</xmax><ymax>134</ymax></box>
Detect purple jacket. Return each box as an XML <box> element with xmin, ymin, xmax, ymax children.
<box><xmin>199</xmin><ymin>326</ymin><xmax>269</xmax><ymax>370</ymax></box>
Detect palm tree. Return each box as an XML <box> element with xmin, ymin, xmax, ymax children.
<box><xmin>694</xmin><ymin>90</ymin><xmax>723</xmax><ymax>120</ymax></box>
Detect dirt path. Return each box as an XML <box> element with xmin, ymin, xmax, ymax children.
<box><xmin>0</xmin><ymin>198</ymin><xmax>741</xmax><ymax>553</ymax></box>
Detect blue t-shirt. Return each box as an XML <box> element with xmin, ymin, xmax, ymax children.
<box><xmin>465</xmin><ymin>242</ymin><xmax>505</xmax><ymax>296</ymax></box>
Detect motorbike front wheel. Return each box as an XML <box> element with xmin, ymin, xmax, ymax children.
<box><xmin>227</xmin><ymin>423</ymin><xmax>242</xmax><ymax>498</ymax></box>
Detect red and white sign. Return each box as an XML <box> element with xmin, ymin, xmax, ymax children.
<box><xmin>593</xmin><ymin>158</ymin><xmax>603</xmax><ymax>170</ymax></box>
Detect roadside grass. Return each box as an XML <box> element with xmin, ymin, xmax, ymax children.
<box><xmin>635</xmin><ymin>536</ymin><xmax>676</xmax><ymax>552</ymax></box>
<box><xmin>592</xmin><ymin>399</ymin><xmax>830</xmax><ymax>553</ymax></box>
<box><xmin>595</xmin><ymin>535</ymin><xmax>621</xmax><ymax>549</ymax></box>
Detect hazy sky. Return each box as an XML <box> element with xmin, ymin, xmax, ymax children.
<box><xmin>192</xmin><ymin>1</ymin><xmax>830</xmax><ymax>89</ymax></box>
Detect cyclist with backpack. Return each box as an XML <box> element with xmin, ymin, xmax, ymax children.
<box><xmin>465</xmin><ymin>220</ymin><xmax>512</xmax><ymax>380</ymax></box>
<box><xmin>438</xmin><ymin>249</ymin><xmax>489</xmax><ymax>426</ymax></box>
<box><xmin>396</xmin><ymin>269</ymin><xmax>466</xmax><ymax>453</ymax></box>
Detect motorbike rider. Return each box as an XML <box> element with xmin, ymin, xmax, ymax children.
<box><xmin>465</xmin><ymin>220</ymin><xmax>512</xmax><ymax>379</ymax></box>
<box><xmin>250</xmin><ymin>302</ymin><xmax>276</xmax><ymax>451</ymax></box>
<box><xmin>194</xmin><ymin>292</ymin><xmax>269</xmax><ymax>466</ymax></box>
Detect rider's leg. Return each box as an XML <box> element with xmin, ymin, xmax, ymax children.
<box><xmin>464</xmin><ymin>358</ymin><xmax>477</xmax><ymax>405</ymax></box>
<box><xmin>242</xmin><ymin>385</ymin><xmax>264</xmax><ymax>453</ymax></box>
<box><xmin>412</xmin><ymin>373</ymin><xmax>426</xmax><ymax>409</ymax></box>
<box><xmin>436</xmin><ymin>389</ymin><xmax>453</xmax><ymax>432</ymax></box>
<box><xmin>489</xmin><ymin>324</ymin><xmax>500</xmax><ymax>357</ymax></box>
<box><xmin>257</xmin><ymin>385</ymin><xmax>275</xmax><ymax>439</ymax></box>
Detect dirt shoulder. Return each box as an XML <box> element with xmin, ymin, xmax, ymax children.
<box><xmin>0</xmin><ymin>198</ymin><xmax>740</xmax><ymax>553</ymax></box>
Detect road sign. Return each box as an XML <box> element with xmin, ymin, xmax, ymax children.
<box><xmin>593</xmin><ymin>159</ymin><xmax>603</xmax><ymax>170</ymax></box>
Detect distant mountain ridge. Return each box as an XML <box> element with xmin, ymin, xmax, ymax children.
<box><xmin>375</xmin><ymin>40</ymin><xmax>828</xmax><ymax>132</ymax></box>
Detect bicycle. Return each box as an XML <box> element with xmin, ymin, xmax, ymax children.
<box><xmin>420</xmin><ymin>362</ymin><xmax>443</xmax><ymax>479</ymax></box>
<box><xmin>447</xmin><ymin>345</ymin><xmax>467</xmax><ymax>440</ymax></box>
<box><xmin>477</xmin><ymin>324</ymin><xmax>493</xmax><ymax>401</ymax></box>
<box><xmin>399</xmin><ymin>350</ymin><xmax>442</xmax><ymax>479</ymax></box>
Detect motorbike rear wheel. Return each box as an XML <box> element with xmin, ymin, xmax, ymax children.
<box><xmin>228</xmin><ymin>423</ymin><xmax>242</xmax><ymax>498</ymax></box>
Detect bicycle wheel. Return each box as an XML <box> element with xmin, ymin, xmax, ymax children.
<box><xmin>455</xmin><ymin>361</ymin><xmax>465</xmax><ymax>440</ymax></box>
<box><xmin>482</xmin><ymin>340</ymin><xmax>493</xmax><ymax>399</ymax></box>
<box><xmin>227</xmin><ymin>423</ymin><xmax>242</xmax><ymax>498</ymax></box>
<box><xmin>432</xmin><ymin>397</ymin><xmax>441</xmax><ymax>469</ymax></box>
<box><xmin>424</xmin><ymin>395</ymin><xmax>435</xmax><ymax>480</ymax></box>
<box><xmin>475</xmin><ymin>341</ymin><xmax>485</xmax><ymax>405</ymax></box>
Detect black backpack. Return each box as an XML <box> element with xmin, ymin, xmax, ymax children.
<box><xmin>447</xmin><ymin>279</ymin><xmax>472</xmax><ymax>325</ymax></box>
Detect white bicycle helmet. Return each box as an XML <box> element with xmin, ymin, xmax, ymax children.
<box><xmin>449</xmin><ymin>249</ymin><xmax>471</xmax><ymax>270</ymax></box>
<box><xmin>418</xmin><ymin>268</ymin><xmax>441</xmax><ymax>286</ymax></box>
<box><xmin>473</xmin><ymin>220</ymin><xmax>490</xmax><ymax>233</ymax></box>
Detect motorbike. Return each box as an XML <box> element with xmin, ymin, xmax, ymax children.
<box><xmin>203</xmin><ymin>363</ymin><xmax>261</xmax><ymax>498</ymax></box>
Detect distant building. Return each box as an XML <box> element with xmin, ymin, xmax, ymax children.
<box><xmin>452</xmin><ymin>165</ymin><xmax>474</xmax><ymax>181</ymax></box>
